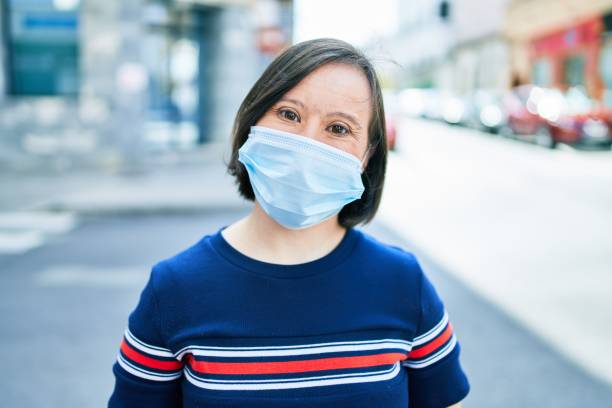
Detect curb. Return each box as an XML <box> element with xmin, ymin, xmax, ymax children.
<box><xmin>36</xmin><ymin>202</ymin><xmax>251</xmax><ymax>218</ymax></box>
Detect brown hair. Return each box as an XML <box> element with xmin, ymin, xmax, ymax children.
<box><xmin>226</xmin><ymin>38</ymin><xmax>387</xmax><ymax>228</ymax></box>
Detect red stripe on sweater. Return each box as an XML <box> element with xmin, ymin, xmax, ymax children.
<box><xmin>186</xmin><ymin>352</ymin><xmax>407</xmax><ymax>375</ymax></box>
<box><xmin>121</xmin><ymin>339</ymin><xmax>183</xmax><ymax>371</ymax></box>
<box><xmin>407</xmin><ymin>322</ymin><xmax>453</xmax><ymax>360</ymax></box>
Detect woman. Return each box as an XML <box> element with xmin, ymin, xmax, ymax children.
<box><xmin>108</xmin><ymin>38</ymin><xmax>470</xmax><ymax>407</ymax></box>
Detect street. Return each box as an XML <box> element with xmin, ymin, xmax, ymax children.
<box><xmin>380</xmin><ymin>118</ymin><xmax>612</xmax><ymax>388</ymax></box>
<box><xmin>1</xmin><ymin>0</ymin><xmax>611</xmax><ymax>406</ymax></box>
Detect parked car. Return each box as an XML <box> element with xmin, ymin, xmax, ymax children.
<box><xmin>501</xmin><ymin>85</ymin><xmax>612</xmax><ymax>149</ymax></box>
<box><xmin>386</xmin><ymin>115</ymin><xmax>397</xmax><ymax>150</ymax></box>
<box><xmin>398</xmin><ymin>88</ymin><xmax>445</xmax><ymax>121</ymax></box>
<box><xmin>439</xmin><ymin>92</ymin><xmax>467</xmax><ymax>125</ymax></box>
<box><xmin>382</xmin><ymin>89</ymin><xmax>399</xmax><ymax>151</ymax></box>
<box><xmin>461</xmin><ymin>89</ymin><xmax>507</xmax><ymax>133</ymax></box>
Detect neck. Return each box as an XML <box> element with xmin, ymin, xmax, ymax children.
<box><xmin>222</xmin><ymin>202</ymin><xmax>348</xmax><ymax>265</ymax></box>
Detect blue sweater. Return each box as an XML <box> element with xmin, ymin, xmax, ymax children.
<box><xmin>108</xmin><ymin>226</ymin><xmax>470</xmax><ymax>407</ymax></box>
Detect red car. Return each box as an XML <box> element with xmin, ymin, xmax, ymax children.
<box><xmin>502</xmin><ymin>85</ymin><xmax>612</xmax><ymax>149</ymax></box>
<box><xmin>386</xmin><ymin>115</ymin><xmax>397</xmax><ymax>151</ymax></box>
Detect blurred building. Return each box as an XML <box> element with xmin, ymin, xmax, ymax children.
<box><xmin>388</xmin><ymin>0</ymin><xmax>509</xmax><ymax>94</ymax></box>
<box><xmin>0</xmin><ymin>0</ymin><xmax>293</xmax><ymax>170</ymax></box>
<box><xmin>449</xmin><ymin>0</ymin><xmax>510</xmax><ymax>94</ymax></box>
<box><xmin>388</xmin><ymin>0</ymin><xmax>454</xmax><ymax>89</ymax></box>
<box><xmin>505</xmin><ymin>0</ymin><xmax>612</xmax><ymax>104</ymax></box>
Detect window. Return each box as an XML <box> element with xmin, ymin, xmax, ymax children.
<box><xmin>563</xmin><ymin>53</ymin><xmax>586</xmax><ymax>88</ymax></box>
<box><xmin>600</xmin><ymin>41</ymin><xmax>612</xmax><ymax>107</ymax></box>
<box><xmin>531</xmin><ymin>58</ymin><xmax>552</xmax><ymax>87</ymax></box>
<box><xmin>5</xmin><ymin>0</ymin><xmax>79</xmax><ymax>96</ymax></box>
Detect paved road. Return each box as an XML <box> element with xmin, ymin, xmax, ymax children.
<box><xmin>1</xmin><ymin>209</ymin><xmax>610</xmax><ymax>407</ymax></box>
<box><xmin>379</xmin><ymin>118</ymin><xmax>612</xmax><ymax>387</ymax></box>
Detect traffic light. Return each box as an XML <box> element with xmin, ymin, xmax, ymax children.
<box><xmin>439</xmin><ymin>1</ymin><xmax>450</xmax><ymax>21</ymax></box>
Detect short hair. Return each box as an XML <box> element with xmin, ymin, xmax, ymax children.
<box><xmin>226</xmin><ymin>38</ymin><xmax>388</xmax><ymax>228</ymax></box>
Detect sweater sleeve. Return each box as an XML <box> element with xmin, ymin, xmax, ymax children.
<box><xmin>402</xmin><ymin>259</ymin><xmax>470</xmax><ymax>408</ymax></box>
<box><xmin>108</xmin><ymin>262</ymin><xmax>184</xmax><ymax>407</ymax></box>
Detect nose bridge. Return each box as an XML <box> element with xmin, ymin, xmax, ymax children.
<box><xmin>301</xmin><ymin>116</ymin><xmax>323</xmax><ymax>141</ymax></box>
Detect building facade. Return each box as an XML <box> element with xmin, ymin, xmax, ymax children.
<box><xmin>449</xmin><ymin>0</ymin><xmax>510</xmax><ymax>94</ymax></box>
<box><xmin>504</xmin><ymin>0</ymin><xmax>612</xmax><ymax>103</ymax></box>
<box><xmin>387</xmin><ymin>0</ymin><xmax>509</xmax><ymax>94</ymax></box>
<box><xmin>0</xmin><ymin>0</ymin><xmax>293</xmax><ymax>170</ymax></box>
<box><xmin>387</xmin><ymin>0</ymin><xmax>455</xmax><ymax>90</ymax></box>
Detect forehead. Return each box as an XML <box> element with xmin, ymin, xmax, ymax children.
<box><xmin>283</xmin><ymin>63</ymin><xmax>372</xmax><ymax>120</ymax></box>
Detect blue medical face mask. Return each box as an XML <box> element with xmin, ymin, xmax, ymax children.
<box><xmin>237</xmin><ymin>125</ymin><xmax>367</xmax><ymax>230</ymax></box>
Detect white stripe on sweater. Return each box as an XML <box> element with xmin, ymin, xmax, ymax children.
<box><xmin>413</xmin><ymin>311</ymin><xmax>449</xmax><ymax>346</ymax></box>
<box><xmin>117</xmin><ymin>354</ymin><xmax>182</xmax><ymax>381</ymax></box>
<box><xmin>125</xmin><ymin>328</ymin><xmax>175</xmax><ymax>358</ymax></box>
<box><xmin>183</xmin><ymin>362</ymin><xmax>401</xmax><ymax>390</ymax></box>
<box><xmin>175</xmin><ymin>338</ymin><xmax>412</xmax><ymax>360</ymax></box>
<box><xmin>184</xmin><ymin>364</ymin><xmax>397</xmax><ymax>384</ymax></box>
<box><xmin>402</xmin><ymin>334</ymin><xmax>457</xmax><ymax>369</ymax></box>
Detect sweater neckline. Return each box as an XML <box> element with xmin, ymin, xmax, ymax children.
<box><xmin>208</xmin><ymin>225</ymin><xmax>361</xmax><ymax>279</ymax></box>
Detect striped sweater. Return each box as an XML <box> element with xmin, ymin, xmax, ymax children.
<box><xmin>108</xmin><ymin>226</ymin><xmax>470</xmax><ymax>407</ymax></box>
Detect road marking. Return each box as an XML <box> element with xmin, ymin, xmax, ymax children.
<box><xmin>0</xmin><ymin>211</ymin><xmax>78</xmax><ymax>255</ymax></box>
<box><xmin>35</xmin><ymin>265</ymin><xmax>148</xmax><ymax>288</ymax></box>
<box><xmin>0</xmin><ymin>230</ymin><xmax>45</xmax><ymax>254</ymax></box>
<box><xmin>0</xmin><ymin>211</ymin><xmax>77</xmax><ymax>232</ymax></box>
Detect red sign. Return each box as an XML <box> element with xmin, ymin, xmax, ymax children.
<box><xmin>531</xmin><ymin>17</ymin><xmax>602</xmax><ymax>57</ymax></box>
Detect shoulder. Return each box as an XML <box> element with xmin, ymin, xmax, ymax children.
<box><xmin>147</xmin><ymin>232</ymin><xmax>219</xmax><ymax>292</ymax></box>
<box><xmin>353</xmin><ymin>228</ymin><xmax>425</xmax><ymax>285</ymax></box>
<box><xmin>354</xmin><ymin>228</ymin><xmax>422</xmax><ymax>267</ymax></box>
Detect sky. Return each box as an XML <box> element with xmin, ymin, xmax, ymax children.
<box><xmin>293</xmin><ymin>0</ymin><xmax>399</xmax><ymax>47</ymax></box>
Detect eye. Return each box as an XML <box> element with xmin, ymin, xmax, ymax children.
<box><xmin>328</xmin><ymin>123</ymin><xmax>351</xmax><ymax>135</ymax></box>
<box><xmin>276</xmin><ymin>108</ymin><xmax>300</xmax><ymax>122</ymax></box>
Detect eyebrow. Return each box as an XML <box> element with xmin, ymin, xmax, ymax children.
<box><xmin>277</xmin><ymin>97</ymin><xmax>363</xmax><ymax>130</ymax></box>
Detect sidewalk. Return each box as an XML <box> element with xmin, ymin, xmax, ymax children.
<box><xmin>1</xmin><ymin>141</ymin><xmax>249</xmax><ymax>216</ymax></box>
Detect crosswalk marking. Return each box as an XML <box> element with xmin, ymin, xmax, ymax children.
<box><xmin>35</xmin><ymin>265</ymin><xmax>148</xmax><ymax>288</ymax></box>
<box><xmin>0</xmin><ymin>211</ymin><xmax>78</xmax><ymax>255</ymax></box>
<box><xmin>0</xmin><ymin>230</ymin><xmax>45</xmax><ymax>254</ymax></box>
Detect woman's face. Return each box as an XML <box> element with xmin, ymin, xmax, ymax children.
<box><xmin>255</xmin><ymin>63</ymin><xmax>372</xmax><ymax>169</ymax></box>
